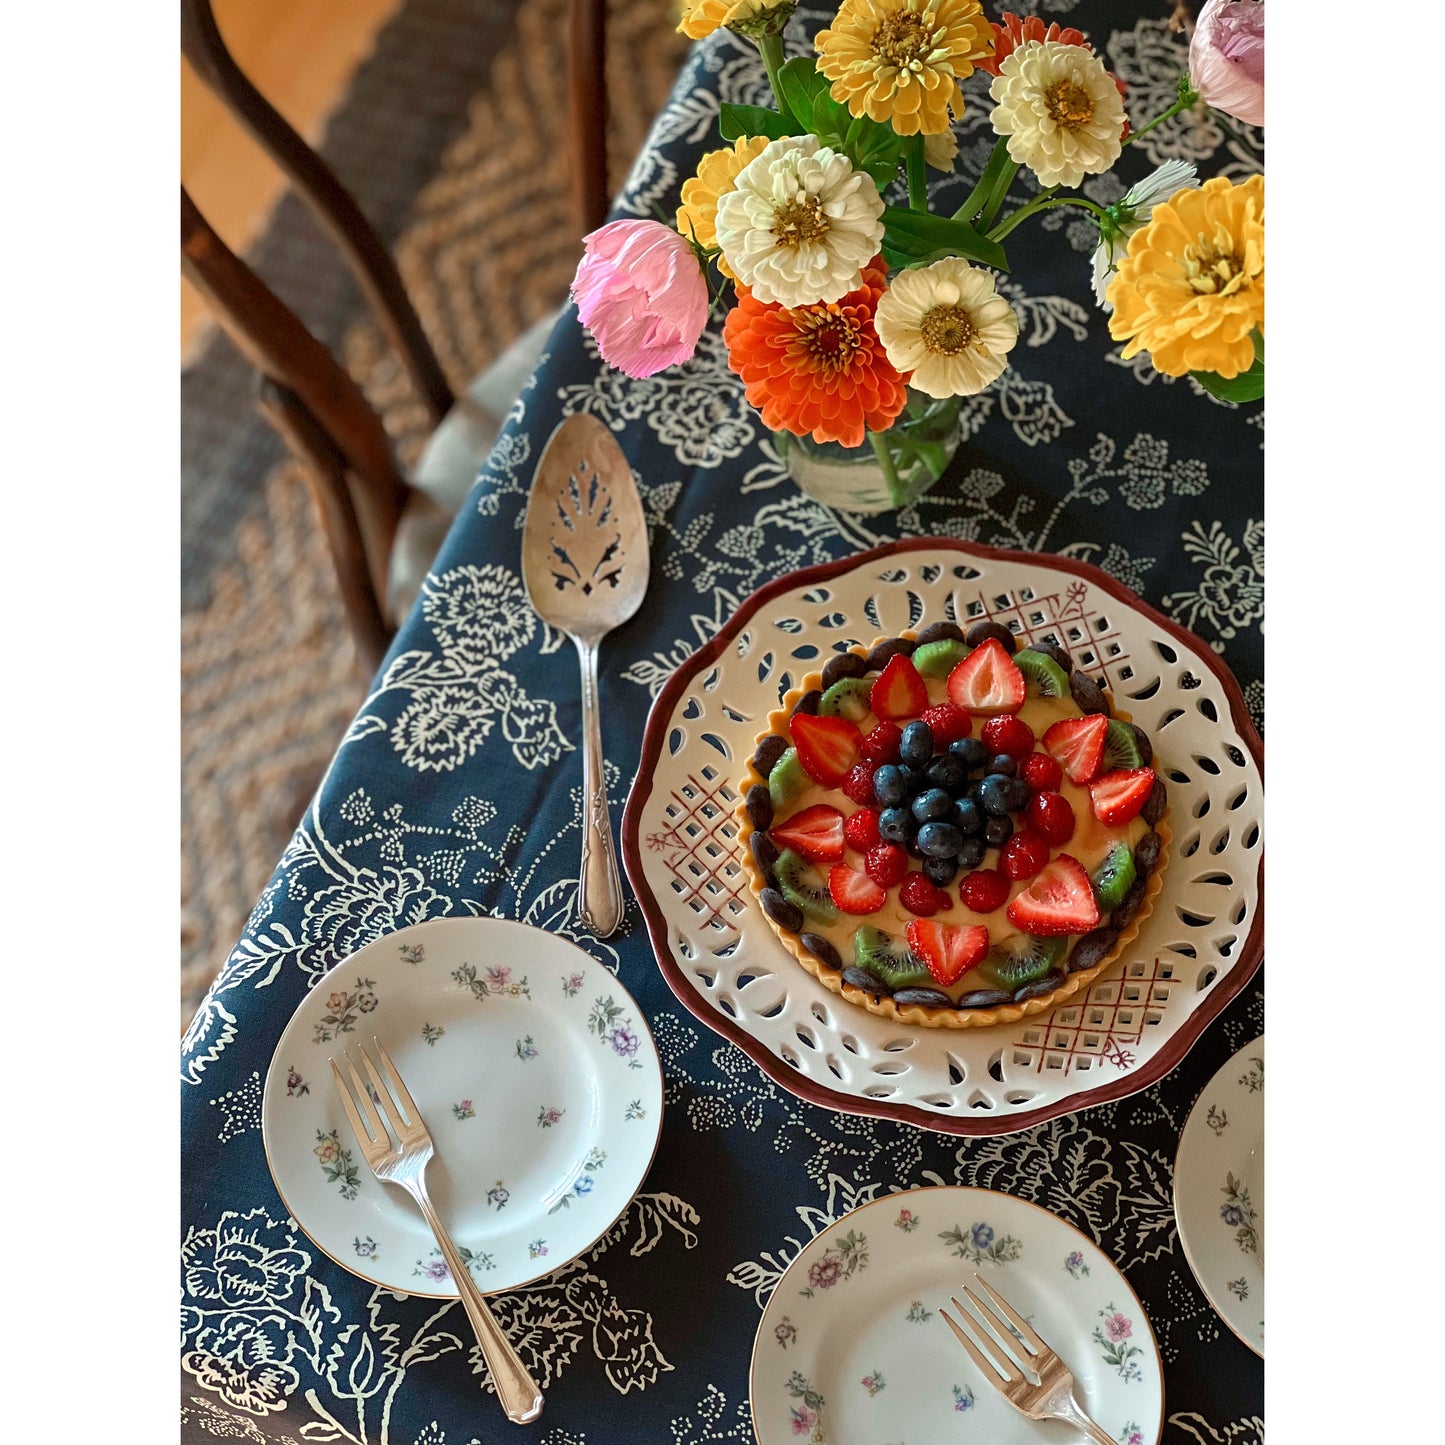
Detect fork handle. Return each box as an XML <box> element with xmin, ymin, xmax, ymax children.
<box><xmin>1057</xmin><ymin>1393</ymin><xmax>1120</xmax><ymax>1445</ymax></box>
<box><xmin>575</xmin><ymin>635</ymin><xmax>625</xmax><ymax>938</ymax></box>
<box><xmin>403</xmin><ymin>1180</ymin><xmax>544</xmax><ymax>1424</ymax></box>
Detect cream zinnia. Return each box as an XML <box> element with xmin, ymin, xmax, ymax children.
<box><xmin>989</xmin><ymin>39</ymin><xmax>1126</xmax><ymax>189</ymax></box>
<box><xmin>873</xmin><ymin>257</ymin><xmax>1018</xmax><ymax>398</ymax></box>
<box><xmin>714</xmin><ymin>136</ymin><xmax>886</xmax><ymax>307</ymax></box>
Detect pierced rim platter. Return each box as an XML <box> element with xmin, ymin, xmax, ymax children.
<box><xmin>1174</xmin><ymin>1036</ymin><xmax>1264</xmax><ymax>1356</ymax></box>
<box><xmin>620</xmin><ymin>539</ymin><xmax>1263</xmax><ymax>1136</ymax></box>
<box><xmin>260</xmin><ymin>918</ymin><xmax>663</xmax><ymax>1296</ymax></box>
<box><xmin>749</xmin><ymin>1186</ymin><xmax>1164</xmax><ymax>1445</ymax></box>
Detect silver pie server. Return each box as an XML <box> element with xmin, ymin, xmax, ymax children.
<box><xmin>522</xmin><ymin>413</ymin><xmax>649</xmax><ymax>938</ymax></box>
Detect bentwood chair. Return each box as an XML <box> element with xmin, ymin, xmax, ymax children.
<box><xmin>181</xmin><ymin>0</ymin><xmax>611</xmax><ymax>673</ymax></box>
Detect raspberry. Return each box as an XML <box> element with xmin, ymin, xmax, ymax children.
<box><xmin>957</xmin><ymin>868</ymin><xmax>1011</xmax><ymax>914</ymax></box>
<box><xmin>860</xmin><ymin>721</ymin><xmax>904</xmax><ymax>764</ymax></box>
<box><xmin>920</xmin><ymin>702</ymin><xmax>971</xmax><ymax>746</ymax></box>
<box><xmin>900</xmin><ymin>871</ymin><xmax>945</xmax><ymax>916</ymax></box>
<box><xmin>865</xmin><ymin>842</ymin><xmax>908</xmax><ymax>888</ymax></box>
<box><xmin>1019</xmin><ymin>751</ymin><xmax>1064</xmax><ymax>793</ymax></box>
<box><xmin>844</xmin><ymin>808</ymin><xmax>882</xmax><ymax>851</ymax></box>
<box><xmin>1026</xmin><ymin>790</ymin><xmax>1076</xmax><ymax>845</ymax></box>
<box><xmin>842</xmin><ymin>761</ymin><xmax>878</xmax><ymax>806</ymax></box>
<box><xmin>1000</xmin><ymin>828</ymin><xmax>1051</xmax><ymax>881</ymax></box>
<box><xmin>982</xmin><ymin>715</ymin><xmax>1035</xmax><ymax>758</ymax></box>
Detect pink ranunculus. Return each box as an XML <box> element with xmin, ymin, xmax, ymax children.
<box><xmin>1190</xmin><ymin>0</ymin><xmax>1264</xmax><ymax>127</ymax></box>
<box><xmin>572</xmin><ymin>220</ymin><xmax>709</xmax><ymax>379</ymax></box>
<box><xmin>1104</xmin><ymin>1312</ymin><xmax>1133</xmax><ymax>1343</ymax></box>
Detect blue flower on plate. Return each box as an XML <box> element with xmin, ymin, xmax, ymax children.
<box><xmin>575</xmin><ymin>1175</ymin><xmax>595</xmax><ymax>1196</ymax></box>
<box><xmin>971</xmin><ymin>1223</ymin><xmax>994</xmax><ymax>1250</ymax></box>
<box><xmin>1221</xmin><ymin>1204</ymin><xmax>1245</xmax><ymax>1227</ymax></box>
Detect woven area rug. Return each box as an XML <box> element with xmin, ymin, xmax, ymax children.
<box><xmin>181</xmin><ymin>0</ymin><xmax>685</xmax><ymax>1027</ymax></box>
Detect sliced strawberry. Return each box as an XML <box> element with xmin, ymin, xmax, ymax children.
<box><xmin>947</xmin><ymin>639</ymin><xmax>1026</xmax><ymax>716</ymax></box>
<box><xmin>1089</xmin><ymin>767</ymin><xmax>1157</xmax><ymax>826</ymax></box>
<box><xmin>1005</xmin><ymin>855</ymin><xmax>1100</xmax><ymax>937</ymax></box>
<box><xmin>870</xmin><ymin>653</ymin><xmax>929</xmax><ymax>721</ymax></box>
<box><xmin>770</xmin><ymin>803</ymin><xmax>845</xmax><ymax>862</ymax></box>
<box><xmin>829</xmin><ymin>863</ymin><xmax>886</xmax><ymax>916</ymax></box>
<box><xmin>905</xmin><ymin>920</ymin><xmax>991</xmax><ymax>987</ymax></box>
<box><xmin>1042</xmin><ymin>714</ymin><xmax>1108</xmax><ymax>784</ymax></box>
<box><xmin>789</xmin><ymin>711</ymin><xmax>861</xmax><ymax>787</ymax></box>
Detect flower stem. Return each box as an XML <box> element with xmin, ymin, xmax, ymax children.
<box><xmin>1123</xmin><ymin>73</ymin><xmax>1200</xmax><ymax>147</ymax></box>
<box><xmin>905</xmin><ymin>135</ymin><xmax>927</xmax><ymax>212</ymax></box>
<box><xmin>869</xmin><ymin>430</ymin><xmax>907</xmax><ymax>509</ymax></box>
<box><xmin>987</xmin><ymin>194</ymin><xmax>1108</xmax><ymax>243</ymax></box>
<box><xmin>757</xmin><ymin>33</ymin><xmax>789</xmax><ymax>119</ymax></box>
<box><xmin>978</xmin><ymin>159</ymin><xmax>1021</xmax><ymax>229</ymax></box>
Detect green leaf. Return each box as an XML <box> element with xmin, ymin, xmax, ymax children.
<box><xmin>881</xmin><ymin>205</ymin><xmax>1009</xmax><ymax>271</ymax></box>
<box><xmin>719</xmin><ymin>103</ymin><xmax>794</xmax><ymax>142</ymax></box>
<box><xmin>1192</xmin><ymin>362</ymin><xmax>1264</xmax><ymax>404</ymax></box>
<box><xmin>776</xmin><ymin>57</ymin><xmax>826</xmax><ymax>132</ymax></box>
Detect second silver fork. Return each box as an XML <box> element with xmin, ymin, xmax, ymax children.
<box><xmin>331</xmin><ymin>1039</ymin><xmax>543</xmax><ymax>1425</ymax></box>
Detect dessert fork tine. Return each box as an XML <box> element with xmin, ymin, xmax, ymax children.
<box><xmin>939</xmin><ymin>1273</ymin><xmax>1119</xmax><ymax>1445</ymax></box>
<box><xmin>330</xmin><ymin>1040</ymin><xmax>544</xmax><ymax>1425</ymax></box>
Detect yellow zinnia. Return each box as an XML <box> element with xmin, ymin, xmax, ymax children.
<box><xmin>677</xmin><ymin>0</ymin><xmax>793</xmax><ymax>41</ymax></box>
<box><xmin>675</xmin><ymin>135</ymin><xmax>772</xmax><ymax>278</ymax></box>
<box><xmin>815</xmin><ymin>0</ymin><xmax>994</xmax><ymax>136</ymax></box>
<box><xmin>1108</xmin><ymin>174</ymin><xmax>1264</xmax><ymax>379</ymax></box>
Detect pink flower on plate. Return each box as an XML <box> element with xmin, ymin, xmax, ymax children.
<box><xmin>572</xmin><ymin>220</ymin><xmax>709</xmax><ymax>379</ymax></box>
<box><xmin>789</xmin><ymin>1404</ymin><xmax>818</xmax><ymax>1436</ymax></box>
<box><xmin>485</xmin><ymin>966</ymin><xmax>511</xmax><ymax>990</ymax></box>
<box><xmin>1103</xmin><ymin>1312</ymin><xmax>1133</xmax><ymax>1343</ymax></box>
<box><xmin>807</xmin><ymin>1256</ymin><xmax>843</xmax><ymax>1291</ymax></box>
<box><xmin>1190</xmin><ymin>0</ymin><xmax>1264</xmax><ymax>127</ymax></box>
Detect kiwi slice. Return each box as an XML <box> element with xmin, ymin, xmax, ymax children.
<box><xmin>775</xmin><ymin>848</ymin><xmax>839</xmax><ymax>926</ymax></box>
<box><xmin>853</xmin><ymin>925</ymin><xmax>932</xmax><ymax>989</ymax></box>
<box><xmin>819</xmin><ymin>676</ymin><xmax>873</xmax><ymax>722</ymax></box>
<box><xmin>977</xmin><ymin>935</ymin><xmax>1066</xmax><ymax>991</ymax></box>
<box><xmin>1091</xmin><ymin>842</ymin><xmax>1137</xmax><ymax>912</ymax></box>
<box><xmin>912</xmin><ymin>638</ymin><xmax>969</xmax><ymax>679</ymax></box>
<box><xmin>768</xmin><ymin>747</ymin><xmax>810</xmax><ymax>813</ymax></box>
<box><xmin>1103</xmin><ymin>719</ymin><xmax>1146</xmax><ymax>770</ymax></box>
<box><xmin>1014</xmin><ymin>648</ymin><xmax>1071</xmax><ymax>698</ymax></box>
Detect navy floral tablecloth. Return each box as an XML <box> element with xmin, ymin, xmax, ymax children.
<box><xmin>181</xmin><ymin>6</ymin><xmax>1263</xmax><ymax>1442</ymax></box>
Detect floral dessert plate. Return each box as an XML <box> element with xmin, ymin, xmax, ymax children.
<box><xmin>621</xmin><ymin>539</ymin><xmax>1263</xmax><ymax>1136</ymax></box>
<box><xmin>260</xmin><ymin>917</ymin><xmax>663</xmax><ymax>1297</ymax></box>
<box><xmin>1174</xmin><ymin>1036</ymin><xmax>1264</xmax><ymax>1355</ymax></box>
<box><xmin>750</xmin><ymin>1185</ymin><xmax>1163</xmax><ymax>1445</ymax></box>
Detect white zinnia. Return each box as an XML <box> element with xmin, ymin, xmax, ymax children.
<box><xmin>714</xmin><ymin>135</ymin><xmax>886</xmax><ymax>307</ymax></box>
<box><xmin>874</xmin><ymin>258</ymin><xmax>1019</xmax><ymax>399</ymax></box>
<box><xmin>1090</xmin><ymin>159</ymin><xmax>1200</xmax><ymax>308</ymax></box>
<box><xmin>989</xmin><ymin>40</ymin><xmax>1126</xmax><ymax>190</ymax></box>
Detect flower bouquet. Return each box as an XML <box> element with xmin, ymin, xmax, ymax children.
<box><xmin>571</xmin><ymin>0</ymin><xmax>1264</xmax><ymax>513</ymax></box>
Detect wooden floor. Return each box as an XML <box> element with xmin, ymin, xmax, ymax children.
<box><xmin>181</xmin><ymin>0</ymin><xmax>403</xmax><ymax>361</ymax></box>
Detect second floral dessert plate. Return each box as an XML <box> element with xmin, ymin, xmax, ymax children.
<box><xmin>1174</xmin><ymin>1036</ymin><xmax>1264</xmax><ymax>1355</ymax></box>
<box><xmin>260</xmin><ymin>917</ymin><xmax>664</xmax><ymax>1296</ymax></box>
<box><xmin>750</xmin><ymin>1185</ymin><xmax>1163</xmax><ymax>1445</ymax></box>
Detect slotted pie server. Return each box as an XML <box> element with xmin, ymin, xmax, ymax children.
<box><xmin>523</xmin><ymin>413</ymin><xmax>649</xmax><ymax>937</ymax></box>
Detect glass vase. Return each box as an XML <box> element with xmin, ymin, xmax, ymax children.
<box><xmin>778</xmin><ymin>394</ymin><xmax>964</xmax><ymax>514</ymax></box>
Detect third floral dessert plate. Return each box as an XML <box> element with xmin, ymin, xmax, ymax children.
<box><xmin>750</xmin><ymin>1185</ymin><xmax>1163</xmax><ymax>1445</ymax></box>
<box><xmin>1174</xmin><ymin>1036</ymin><xmax>1264</xmax><ymax>1355</ymax></box>
<box><xmin>260</xmin><ymin>917</ymin><xmax>663</xmax><ymax>1296</ymax></box>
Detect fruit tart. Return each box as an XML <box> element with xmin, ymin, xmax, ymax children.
<box><xmin>735</xmin><ymin>621</ymin><xmax>1170</xmax><ymax>1028</ymax></box>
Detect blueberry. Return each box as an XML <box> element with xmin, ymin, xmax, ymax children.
<box><xmin>984</xmin><ymin>814</ymin><xmax>1013</xmax><ymax>847</ymax></box>
<box><xmin>957</xmin><ymin>837</ymin><xmax>985</xmax><ymax>870</ymax></box>
<box><xmin>879</xmin><ymin>806</ymin><xmax>915</xmax><ymax>844</ymax></box>
<box><xmin>918</xmin><ymin>821</ymin><xmax>964</xmax><ymax>858</ymax></box>
<box><xmin>911</xmin><ymin>787</ymin><xmax>952</xmax><ymax>823</ymax></box>
<box><xmin>899</xmin><ymin>721</ymin><xmax>934</xmax><ymax>768</ymax></box>
<box><xmin>986</xmin><ymin>754</ymin><xmax>1017</xmax><ymax>777</ymax></box>
<box><xmin>924</xmin><ymin>855</ymin><xmax>958</xmax><ymax>886</ymax></box>
<box><xmin>1004</xmin><ymin>776</ymin><xmax>1030</xmax><ymax>811</ymax></box>
<box><xmin>949</xmin><ymin>737</ymin><xmax>989</xmax><ymax>771</ymax></box>
<box><xmin>978</xmin><ymin>774</ymin><xmax>1013</xmax><ymax>816</ymax></box>
<box><xmin>926</xmin><ymin>754</ymin><xmax>967</xmax><ymax>791</ymax></box>
<box><xmin>896</xmin><ymin>763</ymin><xmax>921</xmax><ymax>792</ymax></box>
<box><xmin>873</xmin><ymin>765</ymin><xmax>907</xmax><ymax>806</ymax></box>
<box><xmin>953</xmin><ymin>797</ymin><xmax>982</xmax><ymax>835</ymax></box>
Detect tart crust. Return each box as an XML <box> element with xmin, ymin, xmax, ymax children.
<box><xmin>735</xmin><ymin>633</ymin><xmax>1171</xmax><ymax>1029</ymax></box>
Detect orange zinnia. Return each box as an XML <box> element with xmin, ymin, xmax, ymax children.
<box><xmin>977</xmin><ymin>11</ymin><xmax>1128</xmax><ymax>127</ymax></box>
<box><xmin>723</xmin><ymin>257</ymin><xmax>908</xmax><ymax>448</ymax></box>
